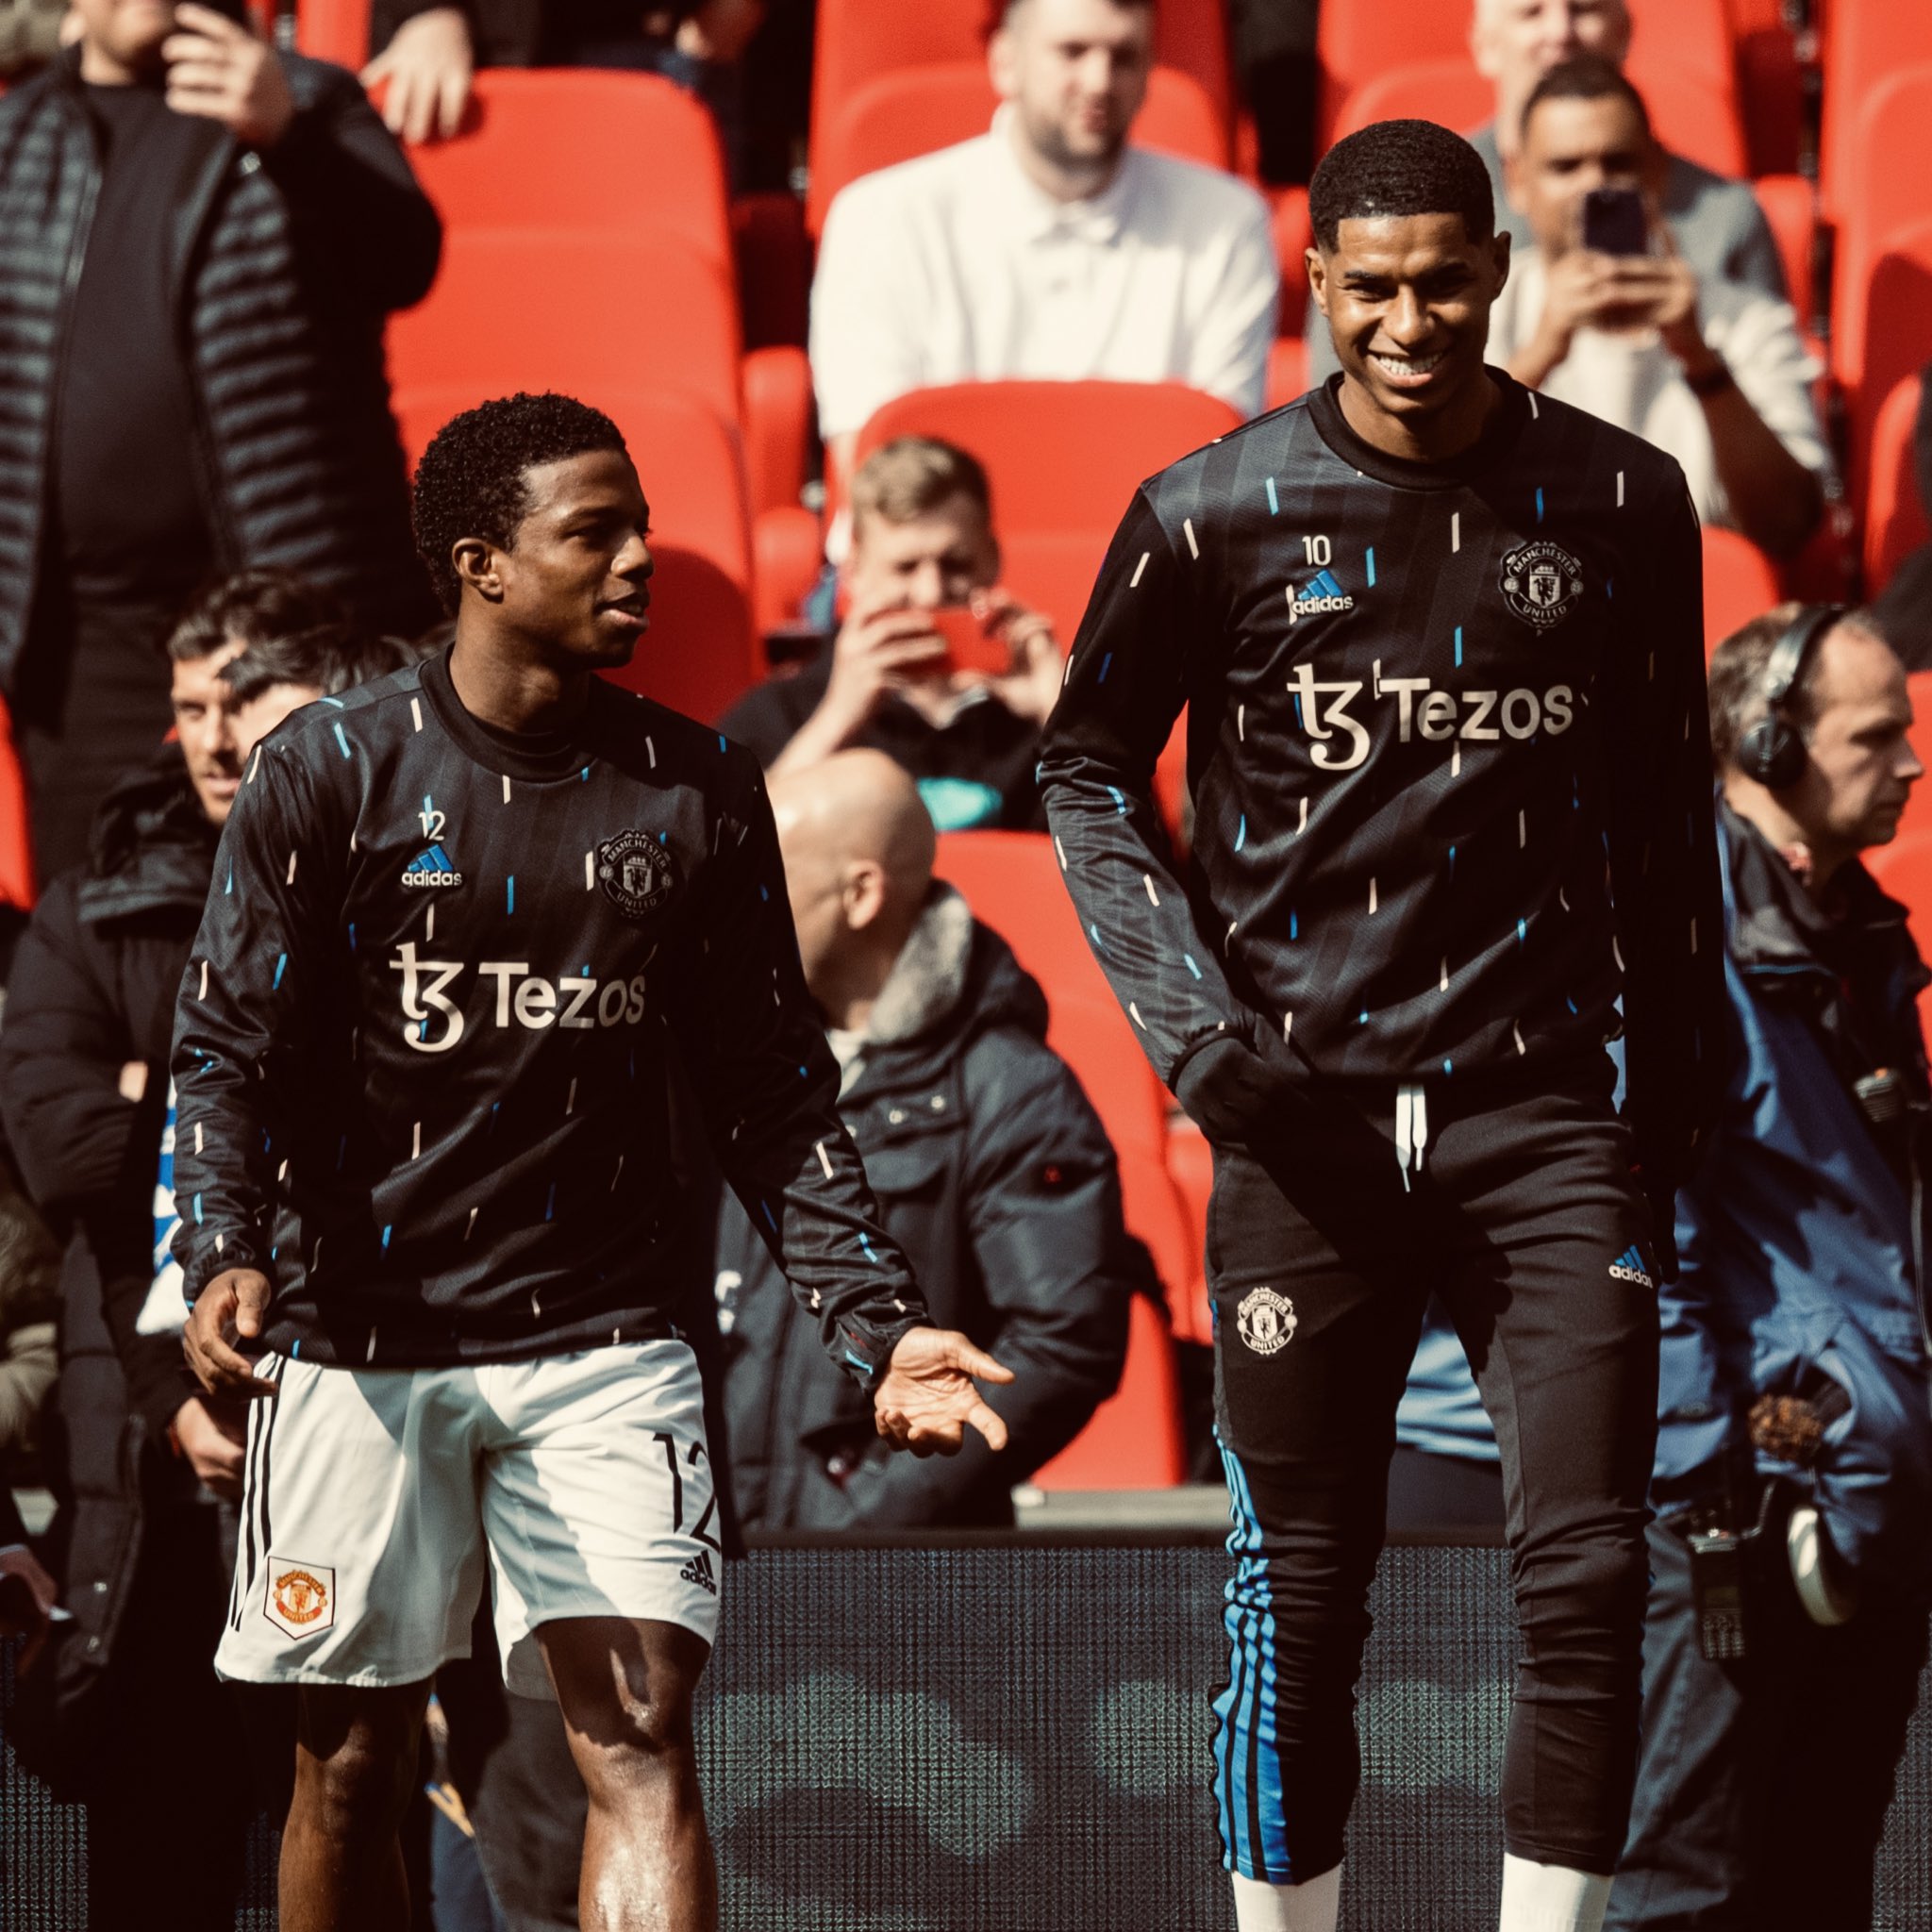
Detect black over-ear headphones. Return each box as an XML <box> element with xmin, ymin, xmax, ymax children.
<box><xmin>1737</xmin><ymin>603</ymin><xmax>1846</xmax><ymax>791</ymax></box>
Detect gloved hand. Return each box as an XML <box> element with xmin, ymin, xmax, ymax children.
<box><xmin>1174</xmin><ymin>1019</ymin><xmax>1309</xmax><ymax>1152</ymax></box>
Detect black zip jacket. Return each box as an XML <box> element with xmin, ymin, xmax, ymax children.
<box><xmin>0</xmin><ymin>45</ymin><xmax>441</xmax><ymax>688</ymax></box>
<box><xmin>717</xmin><ymin>891</ymin><xmax>1140</xmax><ymax>1528</ymax></box>
<box><xmin>169</xmin><ymin>653</ymin><xmax>928</xmax><ymax>1381</ymax></box>
<box><xmin>1040</xmin><ymin>373</ymin><xmax>1727</xmax><ymax>1198</ymax></box>
<box><xmin>0</xmin><ymin>758</ymin><xmax>219</xmax><ymax>1734</ymax></box>
<box><xmin>1</xmin><ymin>756</ymin><xmax>215</xmax><ymax>1438</ymax></box>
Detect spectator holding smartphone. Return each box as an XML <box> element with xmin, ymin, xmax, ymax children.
<box><xmin>721</xmin><ymin>438</ymin><xmax>1065</xmax><ymax>830</ymax></box>
<box><xmin>1485</xmin><ymin>58</ymin><xmax>1829</xmax><ymax>557</ymax></box>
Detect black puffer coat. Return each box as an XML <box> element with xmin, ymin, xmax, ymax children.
<box><xmin>717</xmin><ymin>887</ymin><xmax>1146</xmax><ymax>1529</ymax></box>
<box><xmin>0</xmin><ymin>46</ymin><xmax>441</xmax><ymax>687</ymax></box>
<box><xmin>0</xmin><ymin>757</ymin><xmax>218</xmax><ymax>1707</ymax></box>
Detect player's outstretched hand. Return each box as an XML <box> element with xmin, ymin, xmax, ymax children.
<box><xmin>874</xmin><ymin>1327</ymin><xmax>1015</xmax><ymax>1458</ymax></box>
<box><xmin>184</xmin><ymin>1268</ymin><xmax>279</xmax><ymax>1400</ymax></box>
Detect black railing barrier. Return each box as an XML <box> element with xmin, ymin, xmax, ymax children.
<box><xmin>4</xmin><ymin>1530</ymin><xmax>1929</xmax><ymax>1929</ymax></box>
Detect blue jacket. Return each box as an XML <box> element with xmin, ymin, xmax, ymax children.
<box><xmin>1656</xmin><ymin>805</ymin><xmax>1932</xmax><ymax>1595</ymax></box>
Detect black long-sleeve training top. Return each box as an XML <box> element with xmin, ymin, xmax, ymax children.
<box><xmin>1040</xmin><ymin>371</ymin><xmax>1727</xmax><ymax>1191</ymax></box>
<box><xmin>169</xmin><ymin>649</ymin><xmax>927</xmax><ymax>1377</ymax></box>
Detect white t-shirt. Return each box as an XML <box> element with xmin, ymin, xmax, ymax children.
<box><xmin>1486</xmin><ymin>251</ymin><xmax>1834</xmax><ymax>533</ymax></box>
<box><xmin>809</xmin><ymin>111</ymin><xmax>1278</xmax><ymax>440</ymax></box>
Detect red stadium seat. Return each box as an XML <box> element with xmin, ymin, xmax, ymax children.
<box><xmin>387</xmin><ymin>231</ymin><xmax>743</xmax><ymax>432</ymax></box>
<box><xmin>1701</xmin><ymin>527</ymin><xmax>1781</xmax><ymax>659</ymax></box>
<box><xmin>1271</xmin><ymin>185</ymin><xmax>1313</xmax><ymax>335</ymax></box>
<box><xmin>1267</xmin><ymin>337</ymin><xmax>1310</xmax><ymax>413</ymax></box>
<box><xmin>394</xmin><ymin>386</ymin><xmax>758</xmax><ymax>724</ymax></box>
<box><xmin>934</xmin><ymin>832</ymin><xmax>1191</xmax><ymax>1487</ymax></box>
<box><xmin>852</xmin><ymin>381</ymin><xmax>1242</xmax><ymax>644</ymax></box>
<box><xmin>1726</xmin><ymin>0</ymin><xmax>1804</xmax><ymax>177</ymax></box>
<box><xmin>1751</xmin><ymin>174</ymin><xmax>1817</xmax><ymax>331</ymax></box>
<box><xmin>1838</xmin><ymin>214</ymin><xmax>1932</xmax><ymax>500</ymax></box>
<box><xmin>808</xmin><ymin>61</ymin><xmax>1228</xmax><ymax>236</ymax></box>
<box><xmin>1315</xmin><ymin>0</ymin><xmax>1738</xmax><ymax>155</ymax></box>
<box><xmin>394</xmin><ymin>71</ymin><xmax>730</xmax><ymax>270</ymax></box>
<box><xmin>1866</xmin><ymin>373</ymin><xmax>1931</xmax><ymax>600</ymax></box>
<box><xmin>1828</xmin><ymin>69</ymin><xmax>1932</xmax><ymax>408</ymax></box>
<box><xmin>808</xmin><ymin>0</ymin><xmax>1233</xmax><ymax>194</ymax></box>
<box><xmin>1332</xmin><ymin>58</ymin><xmax>1747</xmax><ymax>181</ymax></box>
<box><xmin>1030</xmin><ymin>1291</ymin><xmax>1187</xmax><ymax>1490</ymax></box>
<box><xmin>1818</xmin><ymin>0</ymin><xmax>1932</xmax><ymax>220</ymax></box>
<box><xmin>295</xmin><ymin>0</ymin><xmax>369</xmax><ymax>66</ymax></box>
<box><xmin>0</xmin><ymin>692</ymin><xmax>33</xmax><ymax>913</ymax></box>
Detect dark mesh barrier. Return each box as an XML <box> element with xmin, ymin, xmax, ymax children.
<box><xmin>6</xmin><ymin>1537</ymin><xmax>1930</xmax><ymax>1930</ymax></box>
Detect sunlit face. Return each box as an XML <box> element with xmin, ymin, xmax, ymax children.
<box><xmin>844</xmin><ymin>492</ymin><xmax>1000</xmax><ymax>614</ymax></box>
<box><xmin>71</xmin><ymin>0</ymin><xmax>175</xmax><ymax>75</ymax></box>
<box><xmin>171</xmin><ymin>638</ymin><xmax>247</xmax><ymax>825</ymax></box>
<box><xmin>1309</xmin><ymin>212</ymin><xmax>1510</xmax><ymax>430</ymax></box>
<box><xmin>1511</xmin><ymin>92</ymin><xmax>1657</xmax><ymax>257</ymax></box>
<box><xmin>1788</xmin><ymin>629</ymin><xmax>1923</xmax><ymax>854</ymax></box>
<box><xmin>473</xmin><ymin>448</ymin><xmax>655</xmax><ymax>669</ymax></box>
<box><xmin>992</xmin><ymin>0</ymin><xmax>1153</xmax><ymax>177</ymax></box>
<box><xmin>1472</xmin><ymin>0</ymin><xmax>1630</xmax><ymax>111</ymax></box>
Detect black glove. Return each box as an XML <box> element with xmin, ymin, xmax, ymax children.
<box><xmin>1173</xmin><ymin>1021</ymin><xmax>1309</xmax><ymax>1152</ymax></box>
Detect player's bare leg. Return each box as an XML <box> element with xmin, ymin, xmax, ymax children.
<box><xmin>279</xmin><ymin>1679</ymin><xmax>432</xmax><ymax>1932</ymax></box>
<box><xmin>541</xmin><ymin>1614</ymin><xmax>717</xmax><ymax>1932</ymax></box>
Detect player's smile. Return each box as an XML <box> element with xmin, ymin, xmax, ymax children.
<box><xmin>1367</xmin><ymin>346</ymin><xmax>1451</xmax><ymax>387</ymax></box>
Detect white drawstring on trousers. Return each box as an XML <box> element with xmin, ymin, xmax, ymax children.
<box><xmin>1394</xmin><ymin>1083</ymin><xmax>1428</xmax><ymax>1191</ymax></box>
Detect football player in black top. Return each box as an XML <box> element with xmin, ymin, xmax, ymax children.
<box><xmin>173</xmin><ymin>393</ymin><xmax>1011</xmax><ymax>1932</ymax></box>
<box><xmin>1041</xmin><ymin>123</ymin><xmax>1725</xmax><ymax>1932</ymax></box>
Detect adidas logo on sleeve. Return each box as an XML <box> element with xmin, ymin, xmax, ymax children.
<box><xmin>401</xmin><ymin>843</ymin><xmax>464</xmax><ymax>890</ymax></box>
<box><xmin>1607</xmin><ymin>1244</ymin><xmax>1654</xmax><ymax>1290</ymax></box>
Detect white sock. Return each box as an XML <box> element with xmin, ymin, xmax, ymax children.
<box><xmin>1231</xmin><ymin>1863</ymin><xmax>1342</xmax><ymax>1932</ymax></box>
<box><xmin>1498</xmin><ymin>1854</ymin><xmax>1613</xmax><ymax>1932</ymax></box>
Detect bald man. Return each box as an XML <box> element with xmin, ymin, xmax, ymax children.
<box><xmin>714</xmin><ymin>751</ymin><xmax>1144</xmax><ymax>1529</ymax></box>
<box><xmin>1303</xmin><ymin>0</ymin><xmax>1784</xmax><ymax>386</ymax></box>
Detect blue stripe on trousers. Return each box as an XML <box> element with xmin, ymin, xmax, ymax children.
<box><xmin>1212</xmin><ymin>1437</ymin><xmax>1291</xmax><ymax>1880</ymax></box>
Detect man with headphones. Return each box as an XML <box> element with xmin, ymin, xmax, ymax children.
<box><xmin>1609</xmin><ymin>603</ymin><xmax>1932</xmax><ymax>1930</ymax></box>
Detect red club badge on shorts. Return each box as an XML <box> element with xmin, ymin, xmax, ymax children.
<box><xmin>264</xmin><ymin>1558</ymin><xmax>336</xmax><ymax>1640</ymax></box>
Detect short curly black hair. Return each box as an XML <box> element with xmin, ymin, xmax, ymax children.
<box><xmin>1308</xmin><ymin>119</ymin><xmax>1495</xmax><ymax>253</ymax></box>
<box><xmin>411</xmin><ymin>392</ymin><xmax>629</xmax><ymax>614</ymax></box>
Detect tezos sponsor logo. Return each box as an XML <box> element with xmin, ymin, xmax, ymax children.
<box><xmin>390</xmin><ymin>941</ymin><xmax>649</xmax><ymax>1054</ymax></box>
<box><xmin>1237</xmin><ymin>1286</ymin><xmax>1298</xmax><ymax>1356</ymax></box>
<box><xmin>1500</xmin><ymin>541</ymin><xmax>1585</xmax><ymax>631</ymax></box>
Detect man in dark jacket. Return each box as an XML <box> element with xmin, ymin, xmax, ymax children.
<box><xmin>1610</xmin><ymin>606</ymin><xmax>1932</xmax><ymax>1931</ymax></box>
<box><xmin>0</xmin><ymin>575</ymin><xmax>408</xmax><ymax>1930</ymax></box>
<box><xmin>0</xmin><ymin>0</ymin><xmax>440</xmax><ymax>883</ymax></box>
<box><xmin>718</xmin><ymin>748</ymin><xmax>1139</xmax><ymax>1528</ymax></box>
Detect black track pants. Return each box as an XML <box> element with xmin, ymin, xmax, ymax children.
<box><xmin>1207</xmin><ymin>1065</ymin><xmax>1660</xmax><ymax>1882</ymax></box>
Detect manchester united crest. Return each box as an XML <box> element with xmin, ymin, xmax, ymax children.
<box><xmin>264</xmin><ymin>1560</ymin><xmax>335</xmax><ymax>1640</ymax></box>
<box><xmin>1237</xmin><ymin>1286</ymin><xmax>1298</xmax><ymax>1357</ymax></box>
<box><xmin>596</xmin><ymin>828</ymin><xmax>679</xmax><ymax>921</ymax></box>
<box><xmin>1500</xmin><ymin>540</ymin><xmax>1585</xmax><ymax>631</ymax></box>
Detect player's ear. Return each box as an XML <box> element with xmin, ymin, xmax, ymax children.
<box><xmin>1490</xmin><ymin>227</ymin><xmax>1512</xmax><ymax>298</ymax></box>
<box><xmin>1306</xmin><ymin>244</ymin><xmax>1329</xmax><ymax>318</ymax></box>
<box><xmin>452</xmin><ymin>537</ymin><xmax>504</xmax><ymax>604</ymax></box>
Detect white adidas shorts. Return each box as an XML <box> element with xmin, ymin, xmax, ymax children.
<box><xmin>214</xmin><ymin>1339</ymin><xmax>721</xmax><ymax>1699</ymax></box>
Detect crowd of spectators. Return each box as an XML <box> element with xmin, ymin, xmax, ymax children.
<box><xmin>0</xmin><ymin>0</ymin><xmax>1927</xmax><ymax>1925</ymax></box>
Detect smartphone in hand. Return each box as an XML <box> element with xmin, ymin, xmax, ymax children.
<box><xmin>927</xmin><ymin>606</ymin><xmax>1010</xmax><ymax>676</ymax></box>
<box><xmin>1582</xmin><ymin>186</ymin><xmax>1649</xmax><ymax>257</ymax></box>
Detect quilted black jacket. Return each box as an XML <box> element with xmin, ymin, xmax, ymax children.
<box><xmin>0</xmin><ymin>46</ymin><xmax>441</xmax><ymax>689</ymax></box>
